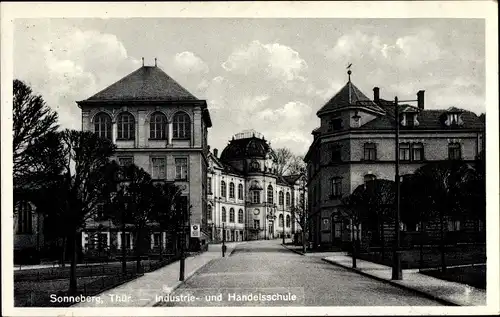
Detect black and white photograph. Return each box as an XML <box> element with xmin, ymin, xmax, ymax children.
<box><xmin>2</xmin><ymin>1</ymin><xmax>499</xmax><ymax>316</ymax></box>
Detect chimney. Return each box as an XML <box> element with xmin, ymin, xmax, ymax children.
<box><xmin>142</xmin><ymin>57</ymin><xmax>144</xmax><ymax>67</ymax></box>
<box><xmin>417</xmin><ymin>90</ymin><xmax>425</xmax><ymax>109</ymax></box>
<box><xmin>373</xmin><ymin>87</ymin><xmax>380</xmax><ymax>103</ymax></box>
<box><xmin>155</xmin><ymin>58</ymin><xmax>157</xmax><ymax>67</ymax></box>
<box><xmin>214</xmin><ymin>148</ymin><xmax>218</xmax><ymax>158</ymax></box>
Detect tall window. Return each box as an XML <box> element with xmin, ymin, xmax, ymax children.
<box><xmin>448</xmin><ymin>143</ymin><xmax>462</xmax><ymax>160</ymax></box>
<box><xmin>364</xmin><ymin>143</ymin><xmax>377</xmax><ymax>161</ymax></box>
<box><xmin>150</xmin><ymin>112</ymin><xmax>167</xmax><ymax>139</ymax></box>
<box><xmin>173</xmin><ymin>112</ymin><xmax>191</xmax><ymax>139</ymax></box>
<box><xmin>94</xmin><ymin>112</ymin><xmax>112</xmax><ymax>140</ymax></box>
<box><xmin>238</xmin><ymin>184</ymin><xmax>243</xmax><ymax>200</ymax></box>
<box><xmin>331</xmin><ymin>146</ymin><xmax>342</xmax><ymax>162</ymax></box>
<box><xmin>286</xmin><ymin>215</ymin><xmax>291</xmax><ymax>228</ymax></box>
<box><xmin>286</xmin><ymin>192</ymin><xmax>291</xmax><ymax>206</ymax></box>
<box><xmin>207</xmin><ymin>205</ymin><xmax>212</xmax><ymax>221</ymax></box>
<box><xmin>222</xmin><ymin>207</ymin><xmax>226</xmax><ymax>222</ymax></box>
<box><xmin>229</xmin><ymin>182</ymin><xmax>235</xmax><ymax>198</ymax></box>
<box><xmin>17</xmin><ymin>201</ymin><xmax>32</xmax><ymax>234</ymax></box>
<box><xmin>279</xmin><ymin>214</ymin><xmax>284</xmax><ymax>227</ymax></box>
<box><xmin>267</xmin><ymin>185</ymin><xmax>274</xmax><ymax>204</ymax></box>
<box><xmin>117</xmin><ymin>112</ymin><xmax>135</xmax><ymax>140</ymax></box>
<box><xmin>207</xmin><ymin>177</ymin><xmax>212</xmax><ymax>194</ymax></box>
<box><xmin>300</xmin><ymin>193</ymin><xmax>304</xmax><ymax>206</ymax></box>
<box><xmin>175</xmin><ymin>158</ymin><xmax>188</xmax><ymax>180</ymax></box>
<box><xmin>399</xmin><ymin>143</ymin><xmax>411</xmax><ymax>161</ymax></box>
<box><xmin>221</xmin><ymin>181</ymin><xmax>227</xmax><ymax>198</ymax></box>
<box><xmin>279</xmin><ymin>191</ymin><xmax>284</xmax><ymax>205</ymax></box>
<box><xmin>238</xmin><ymin>209</ymin><xmax>244</xmax><ymax>223</ymax></box>
<box><xmin>331</xmin><ymin>178</ymin><xmax>342</xmax><ymax>197</ymax></box>
<box><xmin>412</xmin><ymin>143</ymin><xmax>424</xmax><ymax>161</ymax></box>
<box><xmin>252</xmin><ymin>191</ymin><xmax>260</xmax><ymax>204</ymax></box>
<box><xmin>151</xmin><ymin>157</ymin><xmax>166</xmax><ymax>179</ymax></box>
<box><xmin>229</xmin><ymin>208</ymin><xmax>235</xmax><ymax>222</ymax></box>
<box><xmin>254</xmin><ymin>219</ymin><xmax>260</xmax><ymax>229</ymax></box>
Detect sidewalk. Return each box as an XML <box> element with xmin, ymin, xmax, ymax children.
<box><xmin>73</xmin><ymin>242</ymin><xmax>242</xmax><ymax>307</ymax></box>
<box><xmin>322</xmin><ymin>253</ymin><xmax>486</xmax><ymax>306</ymax></box>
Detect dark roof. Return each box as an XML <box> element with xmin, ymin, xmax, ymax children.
<box><xmin>283</xmin><ymin>174</ymin><xmax>303</xmax><ymax>185</ymax></box>
<box><xmin>360</xmin><ymin>100</ymin><xmax>484</xmax><ymax>130</ymax></box>
<box><xmin>80</xmin><ymin>66</ymin><xmax>198</xmax><ymax>102</ymax></box>
<box><xmin>317</xmin><ymin>81</ymin><xmax>384</xmax><ymax>115</ymax></box>
<box><xmin>208</xmin><ymin>151</ymin><xmax>244</xmax><ymax>176</ymax></box>
<box><xmin>220</xmin><ymin>136</ymin><xmax>275</xmax><ymax>161</ymax></box>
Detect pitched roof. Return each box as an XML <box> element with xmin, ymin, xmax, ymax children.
<box><xmin>360</xmin><ymin>100</ymin><xmax>484</xmax><ymax>130</ymax></box>
<box><xmin>317</xmin><ymin>81</ymin><xmax>384</xmax><ymax>115</ymax></box>
<box><xmin>81</xmin><ymin>66</ymin><xmax>198</xmax><ymax>102</ymax></box>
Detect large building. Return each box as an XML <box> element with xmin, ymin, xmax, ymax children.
<box><xmin>206</xmin><ymin>130</ymin><xmax>307</xmax><ymax>242</ymax></box>
<box><xmin>304</xmin><ymin>71</ymin><xmax>485</xmax><ymax>249</ymax></box>
<box><xmin>77</xmin><ymin>63</ymin><xmax>212</xmax><ymax>253</ymax></box>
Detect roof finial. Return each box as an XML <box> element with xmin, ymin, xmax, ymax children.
<box><xmin>155</xmin><ymin>58</ymin><xmax>157</xmax><ymax>67</ymax></box>
<box><xmin>347</xmin><ymin>63</ymin><xmax>352</xmax><ymax>82</ymax></box>
<box><xmin>142</xmin><ymin>57</ymin><xmax>144</xmax><ymax>67</ymax></box>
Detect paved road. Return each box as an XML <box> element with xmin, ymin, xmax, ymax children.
<box><xmin>156</xmin><ymin>240</ymin><xmax>443</xmax><ymax>306</ymax></box>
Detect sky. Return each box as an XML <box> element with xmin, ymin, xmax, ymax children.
<box><xmin>13</xmin><ymin>18</ymin><xmax>485</xmax><ymax>155</ymax></box>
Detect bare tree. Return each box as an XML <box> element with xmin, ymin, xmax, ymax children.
<box><xmin>275</xmin><ymin>148</ymin><xmax>306</xmax><ymax>176</ymax></box>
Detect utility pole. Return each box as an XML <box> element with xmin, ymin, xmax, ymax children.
<box><xmin>392</xmin><ymin>96</ymin><xmax>402</xmax><ymax>280</ymax></box>
<box><xmin>301</xmin><ymin>176</ymin><xmax>307</xmax><ymax>254</ymax></box>
<box><xmin>179</xmin><ymin>201</ymin><xmax>186</xmax><ymax>281</ymax></box>
<box><xmin>222</xmin><ymin>222</ymin><xmax>226</xmax><ymax>257</ymax></box>
<box><xmin>282</xmin><ymin>209</ymin><xmax>286</xmax><ymax>245</ymax></box>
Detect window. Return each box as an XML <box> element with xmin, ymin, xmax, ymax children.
<box><xmin>267</xmin><ymin>185</ymin><xmax>274</xmax><ymax>204</ymax></box>
<box><xmin>238</xmin><ymin>184</ymin><xmax>243</xmax><ymax>200</ymax></box>
<box><xmin>328</xmin><ymin>118</ymin><xmax>343</xmax><ymax>131</ymax></box>
<box><xmin>286</xmin><ymin>192</ymin><xmax>291</xmax><ymax>207</ymax></box>
<box><xmin>448</xmin><ymin>143</ymin><xmax>462</xmax><ymax>160</ymax></box>
<box><xmin>175</xmin><ymin>158</ymin><xmax>188</xmax><ymax>180</ymax></box>
<box><xmin>173</xmin><ymin>112</ymin><xmax>191</xmax><ymax>139</ymax></box>
<box><xmin>94</xmin><ymin>112</ymin><xmax>112</xmax><ymax>140</ymax></box>
<box><xmin>399</xmin><ymin>143</ymin><xmax>410</xmax><ymax>161</ymax></box>
<box><xmin>207</xmin><ymin>177</ymin><xmax>212</xmax><ymax>194</ymax></box>
<box><xmin>229</xmin><ymin>182</ymin><xmax>235</xmax><ymax>198</ymax></box>
<box><xmin>17</xmin><ymin>201</ymin><xmax>32</xmax><ymax>234</ymax></box>
<box><xmin>222</xmin><ymin>207</ymin><xmax>226</xmax><ymax>222</ymax></box>
<box><xmin>95</xmin><ymin>203</ymin><xmax>105</xmax><ymax>220</ymax></box>
<box><xmin>123</xmin><ymin>233</ymin><xmax>132</xmax><ymax>249</ymax></box>
<box><xmin>406</xmin><ymin>113</ymin><xmax>416</xmax><ymax>127</ymax></box>
<box><xmin>118</xmin><ymin>157</ymin><xmax>133</xmax><ymax>167</ymax></box>
<box><xmin>300</xmin><ymin>193</ymin><xmax>304</xmax><ymax>206</ymax></box>
<box><xmin>254</xmin><ymin>219</ymin><xmax>260</xmax><ymax>229</ymax></box>
<box><xmin>229</xmin><ymin>208</ymin><xmax>235</xmax><ymax>222</ymax></box>
<box><xmin>238</xmin><ymin>209</ymin><xmax>244</xmax><ymax>223</ymax></box>
<box><xmin>447</xmin><ymin>220</ymin><xmax>461</xmax><ymax>231</ymax></box>
<box><xmin>331</xmin><ymin>178</ymin><xmax>342</xmax><ymax>197</ymax></box>
<box><xmin>251</xmin><ymin>161</ymin><xmax>260</xmax><ymax>171</ymax></box>
<box><xmin>412</xmin><ymin>143</ymin><xmax>424</xmax><ymax>161</ymax></box>
<box><xmin>150</xmin><ymin>112</ymin><xmax>167</xmax><ymax>139</ymax></box>
<box><xmin>448</xmin><ymin>113</ymin><xmax>460</xmax><ymax>125</ymax></box>
<box><xmin>252</xmin><ymin>191</ymin><xmax>260</xmax><ymax>204</ymax></box>
<box><xmin>221</xmin><ymin>181</ymin><xmax>227</xmax><ymax>198</ymax></box>
<box><xmin>364</xmin><ymin>143</ymin><xmax>377</xmax><ymax>161</ymax></box>
<box><xmin>286</xmin><ymin>215</ymin><xmax>291</xmax><ymax>228</ymax></box>
<box><xmin>207</xmin><ymin>205</ymin><xmax>212</xmax><ymax>221</ymax></box>
<box><xmin>151</xmin><ymin>157</ymin><xmax>166</xmax><ymax>179</ymax></box>
<box><xmin>153</xmin><ymin>233</ymin><xmax>161</xmax><ymax>247</ymax></box>
<box><xmin>98</xmin><ymin>233</ymin><xmax>108</xmax><ymax>250</ymax></box>
<box><xmin>331</xmin><ymin>146</ymin><xmax>342</xmax><ymax>162</ymax></box>
<box><xmin>279</xmin><ymin>191</ymin><xmax>284</xmax><ymax>205</ymax></box>
<box><xmin>279</xmin><ymin>214</ymin><xmax>284</xmax><ymax>227</ymax></box>
<box><xmin>117</xmin><ymin>112</ymin><xmax>135</xmax><ymax>140</ymax></box>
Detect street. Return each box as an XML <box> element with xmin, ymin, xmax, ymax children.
<box><xmin>156</xmin><ymin>240</ymin><xmax>443</xmax><ymax>306</ymax></box>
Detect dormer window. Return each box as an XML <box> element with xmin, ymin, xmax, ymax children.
<box><xmin>449</xmin><ymin>113</ymin><xmax>459</xmax><ymax>125</ymax></box>
<box><xmin>401</xmin><ymin>109</ymin><xmax>419</xmax><ymax>128</ymax></box>
<box><xmin>444</xmin><ymin>108</ymin><xmax>464</xmax><ymax>127</ymax></box>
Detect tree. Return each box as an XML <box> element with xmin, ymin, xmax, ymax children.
<box><xmin>13</xmin><ymin>80</ymin><xmax>59</xmax><ymax>186</ymax></box>
<box><xmin>275</xmin><ymin>148</ymin><xmax>306</xmax><ymax>176</ymax></box>
<box><xmin>409</xmin><ymin>160</ymin><xmax>472</xmax><ymax>272</ymax></box>
<box><xmin>42</xmin><ymin>129</ymin><xmax>116</xmax><ymax>293</ymax></box>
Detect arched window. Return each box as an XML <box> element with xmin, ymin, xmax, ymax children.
<box><xmin>229</xmin><ymin>208</ymin><xmax>235</xmax><ymax>222</ymax></box>
<box><xmin>238</xmin><ymin>184</ymin><xmax>243</xmax><ymax>200</ymax></box>
<box><xmin>207</xmin><ymin>205</ymin><xmax>212</xmax><ymax>221</ymax></box>
<box><xmin>173</xmin><ymin>111</ymin><xmax>191</xmax><ymax>139</ymax></box>
<box><xmin>117</xmin><ymin>112</ymin><xmax>135</xmax><ymax>140</ymax></box>
<box><xmin>286</xmin><ymin>215</ymin><xmax>291</xmax><ymax>228</ymax></box>
<box><xmin>279</xmin><ymin>214</ymin><xmax>284</xmax><ymax>227</ymax></box>
<box><xmin>267</xmin><ymin>185</ymin><xmax>274</xmax><ymax>204</ymax></box>
<box><xmin>238</xmin><ymin>209</ymin><xmax>244</xmax><ymax>223</ymax></box>
<box><xmin>94</xmin><ymin>112</ymin><xmax>112</xmax><ymax>140</ymax></box>
<box><xmin>221</xmin><ymin>181</ymin><xmax>226</xmax><ymax>198</ymax></box>
<box><xmin>286</xmin><ymin>192</ymin><xmax>291</xmax><ymax>206</ymax></box>
<box><xmin>222</xmin><ymin>207</ymin><xmax>226</xmax><ymax>222</ymax></box>
<box><xmin>150</xmin><ymin>112</ymin><xmax>167</xmax><ymax>139</ymax></box>
<box><xmin>229</xmin><ymin>182</ymin><xmax>235</xmax><ymax>198</ymax></box>
<box><xmin>17</xmin><ymin>201</ymin><xmax>32</xmax><ymax>234</ymax></box>
<box><xmin>279</xmin><ymin>191</ymin><xmax>284</xmax><ymax>205</ymax></box>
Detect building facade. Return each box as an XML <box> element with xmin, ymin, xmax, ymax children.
<box><xmin>206</xmin><ymin>130</ymin><xmax>307</xmax><ymax>242</ymax></box>
<box><xmin>305</xmin><ymin>72</ymin><xmax>485</xmax><ymax>248</ymax></box>
<box><xmin>77</xmin><ymin>64</ymin><xmax>212</xmax><ymax>254</ymax></box>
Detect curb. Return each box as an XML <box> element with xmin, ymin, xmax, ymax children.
<box><xmin>281</xmin><ymin>244</ymin><xmax>305</xmax><ymax>256</ymax></box>
<box><xmin>321</xmin><ymin>258</ymin><xmax>461</xmax><ymax>306</ymax></box>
